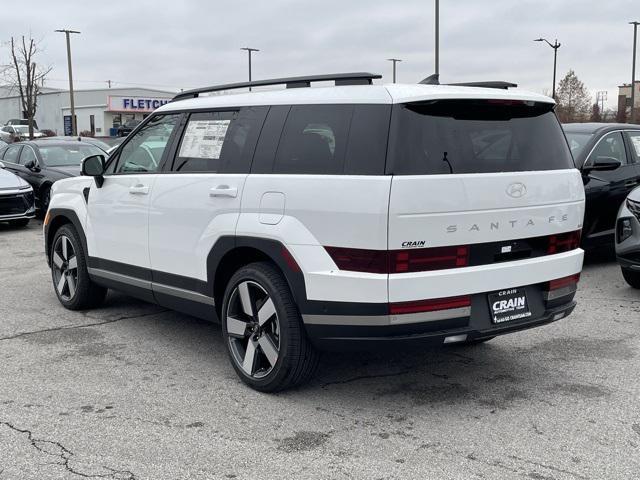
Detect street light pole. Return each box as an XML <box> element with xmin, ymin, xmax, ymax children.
<box><xmin>434</xmin><ymin>0</ymin><xmax>439</xmax><ymax>75</ymax></box>
<box><xmin>534</xmin><ymin>37</ymin><xmax>561</xmax><ymax>100</ymax></box>
<box><xmin>55</xmin><ymin>29</ymin><xmax>80</xmax><ymax>136</ymax></box>
<box><xmin>240</xmin><ymin>47</ymin><xmax>259</xmax><ymax>91</ymax></box>
<box><xmin>630</xmin><ymin>22</ymin><xmax>640</xmax><ymax>123</ymax></box>
<box><xmin>387</xmin><ymin>58</ymin><xmax>402</xmax><ymax>83</ymax></box>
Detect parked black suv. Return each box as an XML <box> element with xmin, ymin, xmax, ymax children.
<box><xmin>563</xmin><ymin>123</ymin><xmax>640</xmax><ymax>249</ymax></box>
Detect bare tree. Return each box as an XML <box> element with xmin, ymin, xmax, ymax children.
<box><xmin>3</xmin><ymin>36</ymin><xmax>51</xmax><ymax>138</ymax></box>
<box><xmin>555</xmin><ymin>70</ymin><xmax>591</xmax><ymax>123</ymax></box>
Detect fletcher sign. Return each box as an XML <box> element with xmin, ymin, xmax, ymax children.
<box><xmin>107</xmin><ymin>96</ymin><xmax>171</xmax><ymax>113</ymax></box>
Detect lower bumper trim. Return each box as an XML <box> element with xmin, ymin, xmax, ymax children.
<box><xmin>305</xmin><ymin>302</ymin><xmax>576</xmax><ymax>351</ymax></box>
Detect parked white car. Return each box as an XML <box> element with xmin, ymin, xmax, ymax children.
<box><xmin>0</xmin><ymin>125</ymin><xmax>44</xmax><ymax>143</ymax></box>
<box><xmin>43</xmin><ymin>72</ymin><xmax>585</xmax><ymax>391</ymax></box>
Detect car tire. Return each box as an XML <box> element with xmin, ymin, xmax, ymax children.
<box><xmin>39</xmin><ymin>185</ymin><xmax>51</xmax><ymax>214</ymax></box>
<box><xmin>8</xmin><ymin>218</ymin><xmax>29</xmax><ymax>227</ymax></box>
<box><xmin>621</xmin><ymin>267</ymin><xmax>640</xmax><ymax>289</ymax></box>
<box><xmin>50</xmin><ymin>224</ymin><xmax>107</xmax><ymax>310</ymax></box>
<box><xmin>221</xmin><ymin>261</ymin><xmax>320</xmax><ymax>392</ymax></box>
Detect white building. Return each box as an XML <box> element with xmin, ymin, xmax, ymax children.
<box><xmin>0</xmin><ymin>86</ymin><xmax>175</xmax><ymax>137</ymax></box>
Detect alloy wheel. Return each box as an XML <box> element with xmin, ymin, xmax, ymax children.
<box><xmin>226</xmin><ymin>281</ymin><xmax>280</xmax><ymax>379</ymax></box>
<box><xmin>52</xmin><ymin>235</ymin><xmax>79</xmax><ymax>301</ymax></box>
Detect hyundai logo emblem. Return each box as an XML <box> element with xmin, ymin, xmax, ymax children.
<box><xmin>506</xmin><ymin>182</ymin><xmax>527</xmax><ymax>198</ymax></box>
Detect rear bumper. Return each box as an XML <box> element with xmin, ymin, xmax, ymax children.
<box><xmin>303</xmin><ymin>282</ymin><xmax>577</xmax><ymax>351</ymax></box>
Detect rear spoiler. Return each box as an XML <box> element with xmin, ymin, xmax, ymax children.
<box><xmin>419</xmin><ymin>74</ymin><xmax>517</xmax><ymax>90</ymax></box>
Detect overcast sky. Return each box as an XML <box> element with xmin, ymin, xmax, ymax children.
<box><xmin>1</xmin><ymin>0</ymin><xmax>638</xmax><ymax>108</ymax></box>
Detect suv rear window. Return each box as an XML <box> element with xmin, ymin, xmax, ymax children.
<box><xmin>387</xmin><ymin>100</ymin><xmax>574</xmax><ymax>175</ymax></box>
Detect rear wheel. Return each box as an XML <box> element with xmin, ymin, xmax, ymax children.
<box><xmin>221</xmin><ymin>262</ymin><xmax>319</xmax><ymax>392</ymax></box>
<box><xmin>8</xmin><ymin>218</ymin><xmax>29</xmax><ymax>227</ymax></box>
<box><xmin>51</xmin><ymin>224</ymin><xmax>107</xmax><ymax>310</ymax></box>
<box><xmin>621</xmin><ymin>267</ymin><xmax>640</xmax><ymax>289</ymax></box>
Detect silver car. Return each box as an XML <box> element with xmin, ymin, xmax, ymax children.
<box><xmin>616</xmin><ymin>186</ymin><xmax>640</xmax><ymax>288</ymax></box>
<box><xmin>0</xmin><ymin>125</ymin><xmax>45</xmax><ymax>143</ymax></box>
<box><xmin>0</xmin><ymin>160</ymin><xmax>35</xmax><ymax>227</ymax></box>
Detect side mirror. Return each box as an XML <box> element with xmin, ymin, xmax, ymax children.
<box><xmin>583</xmin><ymin>156</ymin><xmax>622</xmax><ymax>173</ymax></box>
<box><xmin>24</xmin><ymin>159</ymin><xmax>40</xmax><ymax>171</ymax></box>
<box><xmin>81</xmin><ymin>154</ymin><xmax>105</xmax><ymax>187</ymax></box>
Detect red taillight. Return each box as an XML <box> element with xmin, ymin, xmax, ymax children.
<box><xmin>547</xmin><ymin>273</ymin><xmax>580</xmax><ymax>291</ymax></box>
<box><xmin>324</xmin><ymin>247</ymin><xmax>388</xmax><ymax>274</ymax></box>
<box><xmin>389</xmin><ymin>295</ymin><xmax>471</xmax><ymax>315</ymax></box>
<box><xmin>548</xmin><ymin>230</ymin><xmax>581</xmax><ymax>254</ymax></box>
<box><xmin>389</xmin><ymin>246</ymin><xmax>468</xmax><ymax>273</ymax></box>
<box><xmin>324</xmin><ymin>245</ymin><xmax>469</xmax><ymax>274</ymax></box>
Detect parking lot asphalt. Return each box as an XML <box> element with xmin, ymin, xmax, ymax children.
<box><xmin>1</xmin><ymin>220</ymin><xmax>639</xmax><ymax>480</ymax></box>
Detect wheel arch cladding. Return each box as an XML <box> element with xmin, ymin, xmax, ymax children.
<box><xmin>209</xmin><ymin>236</ymin><xmax>308</xmax><ymax>317</ymax></box>
<box><xmin>45</xmin><ymin>209</ymin><xmax>87</xmax><ymax>266</ymax></box>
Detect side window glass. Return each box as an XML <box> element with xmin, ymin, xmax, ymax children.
<box><xmin>115</xmin><ymin>114</ymin><xmax>180</xmax><ymax>174</ymax></box>
<box><xmin>344</xmin><ymin>104</ymin><xmax>391</xmax><ymax>175</ymax></box>
<box><xmin>4</xmin><ymin>146</ymin><xmax>21</xmax><ymax>164</ymax></box>
<box><xmin>172</xmin><ymin>107</ymin><xmax>266</xmax><ymax>173</ymax></box>
<box><xmin>273</xmin><ymin>105</ymin><xmax>352</xmax><ymax>174</ymax></box>
<box><xmin>625</xmin><ymin>131</ymin><xmax>640</xmax><ymax>163</ymax></box>
<box><xmin>587</xmin><ymin>132</ymin><xmax>627</xmax><ymax>166</ymax></box>
<box><xmin>20</xmin><ymin>147</ymin><xmax>37</xmax><ymax>165</ymax></box>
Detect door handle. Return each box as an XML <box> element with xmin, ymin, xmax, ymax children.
<box><xmin>625</xmin><ymin>180</ymin><xmax>639</xmax><ymax>188</ymax></box>
<box><xmin>209</xmin><ymin>185</ymin><xmax>238</xmax><ymax>198</ymax></box>
<box><xmin>129</xmin><ymin>184</ymin><xmax>149</xmax><ymax>195</ymax></box>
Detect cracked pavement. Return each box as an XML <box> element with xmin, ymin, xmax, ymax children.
<box><xmin>1</xmin><ymin>220</ymin><xmax>639</xmax><ymax>479</ymax></box>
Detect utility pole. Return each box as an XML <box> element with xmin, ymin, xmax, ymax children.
<box><xmin>107</xmin><ymin>80</ymin><xmax>112</xmax><ymax>88</ymax></box>
<box><xmin>387</xmin><ymin>58</ymin><xmax>402</xmax><ymax>83</ymax></box>
<box><xmin>240</xmin><ymin>47</ymin><xmax>259</xmax><ymax>91</ymax></box>
<box><xmin>434</xmin><ymin>0</ymin><xmax>439</xmax><ymax>75</ymax></box>
<box><xmin>534</xmin><ymin>37</ymin><xmax>561</xmax><ymax>100</ymax></box>
<box><xmin>630</xmin><ymin>22</ymin><xmax>640</xmax><ymax>123</ymax></box>
<box><xmin>55</xmin><ymin>29</ymin><xmax>80</xmax><ymax>136</ymax></box>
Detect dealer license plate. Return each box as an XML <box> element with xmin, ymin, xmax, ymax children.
<box><xmin>488</xmin><ymin>288</ymin><xmax>531</xmax><ymax>324</ymax></box>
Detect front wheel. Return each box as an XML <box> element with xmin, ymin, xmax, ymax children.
<box><xmin>622</xmin><ymin>267</ymin><xmax>640</xmax><ymax>289</ymax></box>
<box><xmin>51</xmin><ymin>224</ymin><xmax>107</xmax><ymax>310</ymax></box>
<box><xmin>221</xmin><ymin>262</ymin><xmax>319</xmax><ymax>392</ymax></box>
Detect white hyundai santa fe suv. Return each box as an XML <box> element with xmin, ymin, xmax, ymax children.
<box><xmin>44</xmin><ymin>73</ymin><xmax>585</xmax><ymax>391</ymax></box>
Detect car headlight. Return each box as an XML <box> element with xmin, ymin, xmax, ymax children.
<box><xmin>617</xmin><ymin>218</ymin><xmax>633</xmax><ymax>243</ymax></box>
<box><xmin>18</xmin><ymin>184</ymin><xmax>33</xmax><ymax>191</ymax></box>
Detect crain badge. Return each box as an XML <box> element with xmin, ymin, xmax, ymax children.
<box><xmin>401</xmin><ymin>240</ymin><xmax>426</xmax><ymax>248</ymax></box>
<box><xmin>506</xmin><ymin>182</ymin><xmax>527</xmax><ymax>198</ymax></box>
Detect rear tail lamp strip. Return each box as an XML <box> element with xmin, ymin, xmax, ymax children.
<box><xmin>325</xmin><ymin>230</ymin><xmax>581</xmax><ymax>275</ymax></box>
<box><xmin>388</xmin><ymin>295</ymin><xmax>471</xmax><ymax>316</ymax></box>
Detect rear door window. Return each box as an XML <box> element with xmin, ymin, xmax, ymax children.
<box><xmin>387</xmin><ymin>100</ymin><xmax>574</xmax><ymax>174</ymax></box>
<box><xmin>172</xmin><ymin>107</ymin><xmax>267</xmax><ymax>173</ymax></box>
<box><xmin>274</xmin><ymin>104</ymin><xmax>352</xmax><ymax>175</ymax></box>
<box><xmin>252</xmin><ymin>104</ymin><xmax>390</xmax><ymax>175</ymax></box>
<box><xmin>586</xmin><ymin>132</ymin><xmax>627</xmax><ymax>166</ymax></box>
<box><xmin>624</xmin><ymin>131</ymin><xmax>640</xmax><ymax>163</ymax></box>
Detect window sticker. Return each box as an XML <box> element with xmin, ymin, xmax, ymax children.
<box><xmin>179</xmin><ymin>120</ymin><xmax>230</xmax><ymax>159</ymax></box>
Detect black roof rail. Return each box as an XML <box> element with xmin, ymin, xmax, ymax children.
<box><xmin>172</xmin><ymin>72</ymin><xmax>382</xmax><ymax>101</ymax></box>
<box><xmin>448</xmin><ymin>81</ymin><xmax>518</xmax><ymax>90</ymax></box>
